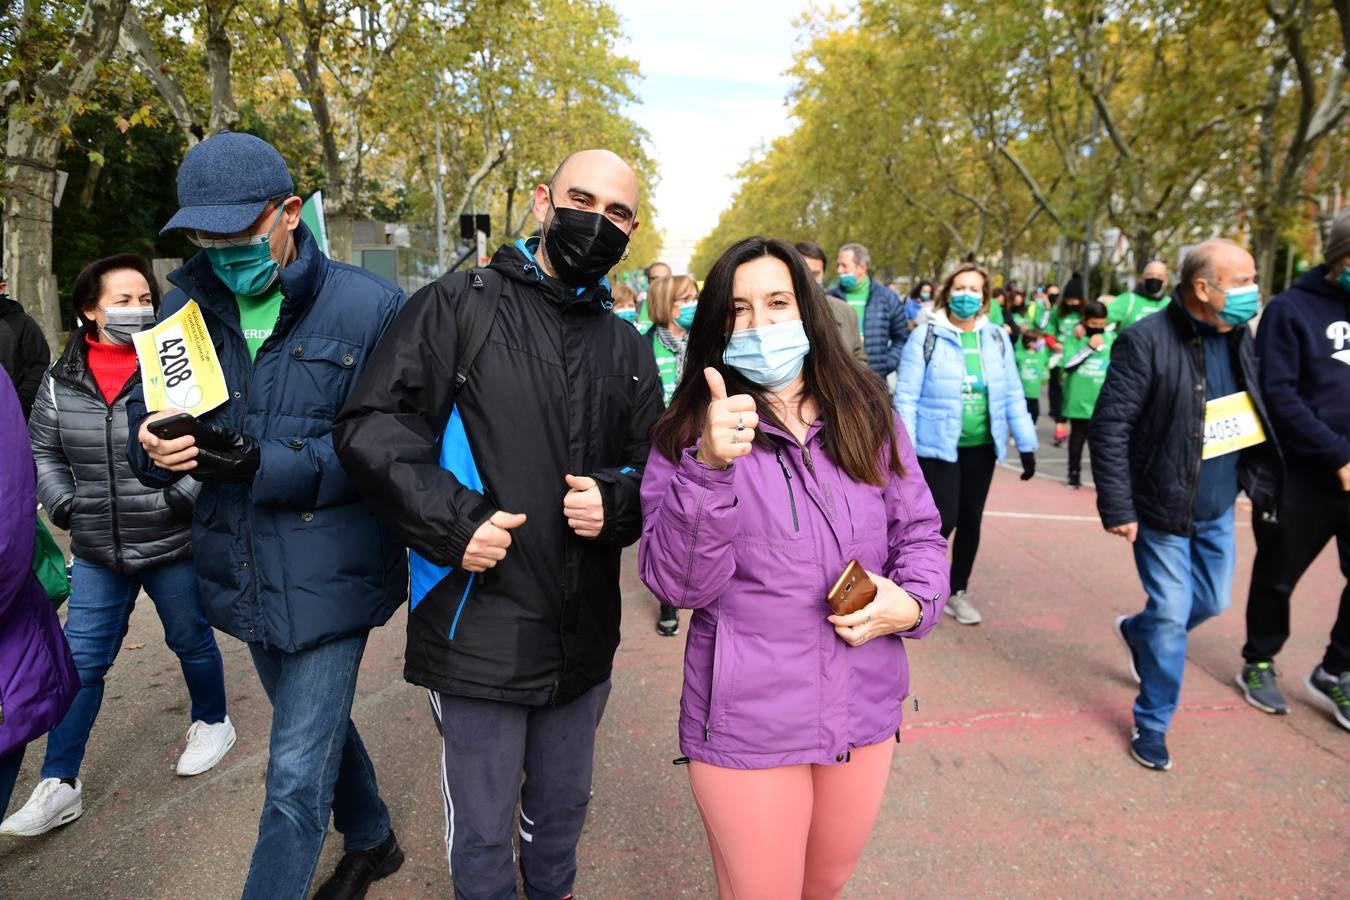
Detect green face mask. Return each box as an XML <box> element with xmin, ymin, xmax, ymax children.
<box><xmin>204</xmin><ymin>209</ymin><xmax>286</xmax><ymax>297</ymax></box>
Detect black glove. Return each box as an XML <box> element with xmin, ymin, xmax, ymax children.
<box><xmin>1019</xmin><ymin>451</ymin><xmax>1036</xmax><ymax>481</ymax></box>
<box><xmin>192</xmin><ymin>422</ymin><xmax>261</xmax><ymax>483</ymax></box>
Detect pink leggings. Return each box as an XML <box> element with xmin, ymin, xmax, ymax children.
<box><xmin>688</xmin><ymin>739</ymin><xmax>895</xmax><ymax>900</ymax></box>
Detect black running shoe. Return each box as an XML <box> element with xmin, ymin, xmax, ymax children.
<box><xmin>657</xmin><ymin>603</ymin><xmax>679</xmax><ymax>637</ymax></box>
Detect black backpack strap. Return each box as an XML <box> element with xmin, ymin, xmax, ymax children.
<box><xmin>453</xmin><ymin>267</ymin><xmax>505</xmax><ymax>393</ymax></box>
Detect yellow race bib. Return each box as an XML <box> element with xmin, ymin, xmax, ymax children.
<box><xmin>1202</xmin><ymin>391</ymin><xmax>1266</xmax><ymax>460</ymax></box>
<box><xmin>132</xmin><ymin>300</ymin><xmax>230</xmax><ymax>417</ymax></box>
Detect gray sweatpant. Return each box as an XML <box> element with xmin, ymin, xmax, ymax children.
<box><xmin>427</xmin><ymin>681</ymin><xmax>612</xmax><ymax>900</ymax></box>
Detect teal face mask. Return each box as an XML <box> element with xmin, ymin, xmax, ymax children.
<box><xmin>1217</xmin><ymin>283</ymin><xmax>1260</xmax><ymax>327</ymax></box>
<box><xmin>675</xmin><ymin>303</ymin><xmax>697</xmax><ymax>330</ymax></box>
<box><xmin>615</xmin><ymin>308</ymin><xmax>638</xmax><ymax>325</ymax></box>
<box><xmin>204</xmin><ymin>208</ymin><xmax>286</xmax><ymax>297</ymax></box>
<box><xmin>1337</xmin><ymin>266</ymin><xmax>1350</xmax><ymax>293</ymax></box>
<box><xmin>838</xmin><ymin>273</ymin><xmax>859</xmax><ymax>291</ymax></box>
<box><xmin>948</xmin><ymin>290</ymin><xmax>983</xmax><ymax>320</ymax></box>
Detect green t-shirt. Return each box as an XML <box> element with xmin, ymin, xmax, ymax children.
<box><xmin>1015</xmin><ymin>341</ymin><xmax>1051</xmax><ymax>400</ymax></box>
<box><xmin>1061</xmin><ymin>330</ymin><xmax>1117</xmax><ymax>419</ymax></box>
<box><xmin>1012</xmin><ymin>300</ymin><xmax>1050</xmax><ymax>332</ymax></box>
<box><xmin>988</xmin><ymin>302</ymin><xmax>1005</xmax><ymax>326</ymax></box>
<box><xmin>958</xmin><ymin>331</ymin><xmax>992</xmax><ymax>447</ymax></box>
<box><xmin>237</xmin><ymin>288</ymin><xmax>284</xmax><ymax>361</ymax></box>
<box><xmin>843</xmin><ymin>277</ymin><xmax>870</xmax><ymax>335</ymax></box>
<box><xmin>1108</xmin><ymin>291</ymin><xmax>1169</xmax><ymax>329</ymax></box>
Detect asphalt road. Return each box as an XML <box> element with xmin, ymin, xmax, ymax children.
<box><xmin>4</xmin><ymin>448</ymin><xmax>1347</xmax><ymax>898</ymax></box>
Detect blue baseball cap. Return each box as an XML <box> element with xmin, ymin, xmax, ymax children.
<box><xmin>160</xmin><ymin>132</ymin><xmax>295</xmax><ymax>236</ymax></box>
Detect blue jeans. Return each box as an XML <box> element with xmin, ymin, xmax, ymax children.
<box><xmin>1123</xmin><ymin>510</ymin><xmax>1236</xmax><ymax>733</ymax></box>
<box><xmin>41</xmin><ymin>557</ymin><xmax>227</xmax><ymax>779</ymax></box>
<box><xmin>242</xmin><ymin>634</ymin><xmax>391</xmax><ymax>900</ymax></box>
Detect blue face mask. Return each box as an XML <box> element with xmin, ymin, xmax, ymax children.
<box><xmin>1217</xmin><ymin>283</ymin><xmax>1260</xmax><ymax>327</ymax></box>
<box><xmin>1337</xmin><ymin>267</ymin><xmax>1350</xmax><ymax>293</ymax></box>
<box><xmin>948</xmin><ymin>290</ymin><xmax>983</xmax><ymax>320</ymax></box>
<box><xmin>203</xmin><ymin>208</ymin><xmax>286</xmax><ymax>297</ymax></box>
<box><xmin>675</xmin><ymin>303</ymin><xmax>697</xmax><ymax>330</ymax></box>
<box><xmin>723</xmin><ymin>320</ymin><xmax>811</xmax><ymax>392</ymax></box>
<box><xmin>838</xmin><ymin>273</ymin><xmax>859</xmax><ymax>291</ymax></box>
<box><xmin>615</xmin><ymin>308</ymin><xmax>638</xmax><ymax>325</ymax></box>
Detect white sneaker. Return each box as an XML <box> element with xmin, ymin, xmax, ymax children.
<box><xmin>176</xmin><ymin>716</ymin><xmax>237</xmax><ymax>776</ymax></box>
<box><xmin>943</xmin><ymin>590</ymin><xmax>983</xmax><ymax>625</ymax></box>
<box><xmin>0</xmin><ymin>777</ymin><xmax>82</xmax><ymax>836</ymax></box>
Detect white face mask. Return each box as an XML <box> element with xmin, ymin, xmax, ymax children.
<box><xmin>100</xmin><ymin>305</ymin><xmax>156</xmax><ymax>345</ymax></box>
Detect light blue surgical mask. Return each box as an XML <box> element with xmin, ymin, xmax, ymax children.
<box><xmin>838</xmin><ymin>273</ymin><xmax>859</xmax><ymax>291</ymax></box>
<box><xmin>675</xmin><ymin>302</ymin><xmax>697</xmax><ymax>330</ymax></box>
<box><xmin>1217</xmin><ymin>283</ymin><xmax>1260</xmax><ymax>327</ymax></box>
<box><xmin>203</xmin><ymin>208</ymin><xmax>286</xmax><ymax>297</ymax></box>
<box><xmin>948</xmin><ymin>290</ymin><xmax>983</xmax><ymax>320</ymax></box>
<box><xmin>723</xmin><ymin>320</ymin><xmax>811</xmax><ymax>391</ymax></box>
<box><xmin>615</xmin><ymin>308</ymin><xmax>638</xmax><ymax>325</ymax></box>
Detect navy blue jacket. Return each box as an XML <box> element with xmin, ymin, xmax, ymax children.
<box><xmin>1091</xmin><ymin>295</ymin><xmax>1280</xmax><ymax>535</ymax></box>
<box><xmin>1255</xmin><ymin>265</ymin><xmax>1350</xmax><ymax>472</ymax></box>
<box><xmin>127</xmin><ymin>224</ymin><xmax>408</xmax><ymax>651</ymax></box>
<box><xmin>828</xmin><ymin>279</ymin><xmax>906</xmax><ymax>378</ymax></box>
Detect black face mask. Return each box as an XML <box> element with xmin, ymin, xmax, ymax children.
<box><xmin>542</xmin><ymin>196</ymin><xmax>631</xmax><ymax>288</ymax></box>
<box><xmin>1141</xmin><ymin>277</ymin><xmax>1165</xmax><ymax>298</ymax></box>
<box><xmin>1085</xmin><ymin>326</ymin><xmax>1106</xmax><ymax>337</ymax></box>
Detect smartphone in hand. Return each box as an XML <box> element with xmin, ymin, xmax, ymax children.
<box><xmin>826</xmin><ymin>559</ymin><xmax>876</xmax><ymax>616</ymax></box>
<box><xmin>148</xmin><ymin>412</ymin><xmax>198</xmax><ymax>441</ymax></box>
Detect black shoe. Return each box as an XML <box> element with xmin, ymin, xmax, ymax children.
<box><xmin>657</xmin><ymin>603</ymin><xmax>679</xmax><ymax>637</ymax></box>
<box><xmin>1067</xmin><ymin>472</ymin><xmax>1081</xmax><ymax>489</ymax></box>
<box><xmin>313</xmin><ymin>830</ymin><xmax>405</xmax><ymax>900</ymax></box>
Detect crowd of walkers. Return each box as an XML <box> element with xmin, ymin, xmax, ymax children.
<box><xmin>1</xmin><ymin>131</ymin><xmax>1348</xmax><ymax>899</ymax></box>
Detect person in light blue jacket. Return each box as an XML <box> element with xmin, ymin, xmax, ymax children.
<box><xmin>894</xmin><ymin>262</ymin><xmax>1038</xmax><ymax>626</ymax></box>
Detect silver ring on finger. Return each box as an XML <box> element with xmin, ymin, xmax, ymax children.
<box><xmin>736</xmin><ymin>413</ymin><xmax>746</xmax><ymax>432</ymax></box>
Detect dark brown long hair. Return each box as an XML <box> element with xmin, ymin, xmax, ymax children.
<box><xmin>651</xmin><ymin>236</ymin><xmax>902</xmax><ymax>486</ymax></box>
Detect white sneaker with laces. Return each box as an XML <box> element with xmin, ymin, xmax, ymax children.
<box><xmin>0</xmin><ymin>777</ymin><xmax>82</xmax><ymax>836</ymax></box>
<box><xmin>176</xmin><ymin>716</ymin><xmax>237</xmax><ymax>776</ymax></box>
<box><xmin>944</xmin><ymin>590</ymin><xmax>983</xmax><ymax>625</ymax></box>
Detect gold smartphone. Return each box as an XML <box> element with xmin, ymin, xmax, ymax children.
<box><xmin>826</xmin><ymin>559</ymin><xmax>877</xmax><ymax>616</ymax></box>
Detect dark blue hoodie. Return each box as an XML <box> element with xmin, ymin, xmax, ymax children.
<box><xmin>1255</xmin><ymin>264</ymin><xmax>1350</xmax><ymax>471</ymax></box>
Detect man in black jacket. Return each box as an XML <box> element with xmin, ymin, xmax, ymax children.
<box><xmin>334</xmin><ymin>149</ymin><xmax>662</xmax><ymax>899</ymax></box>
<box><xmin>1238</xmin><ymin>210</ymin><xmax>1350</xmax><ymax>731</ymax></box>
<box><xmin>0</xmin><ymin>273</ymin><xmax>51</xmax><ymax>418</ymax></box>
<box><xmin>1091</xmin><ymin>239</ymin><xmax>1280</xmax><ymax>771</ymax></box>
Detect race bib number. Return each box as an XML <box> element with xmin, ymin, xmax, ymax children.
<box><xmin>132</xmin><ymin>300</ymin><xmax>229</xmax><ymax>417</ymax></box>
<box><xmin>1202</xmin><ymin>391</ymin><xmax>1266</xmax><ymax>460</ymax></box>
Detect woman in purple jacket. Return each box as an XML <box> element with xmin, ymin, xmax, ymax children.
<box><xmin>640</xmin><ymin>237</ymin><xmax>949</xmax><ymax>899</ymax></box>
<box><xmin>0</xmin><ymin>367</ymin><xmax>79</xmax><ymax>817</ymax></box>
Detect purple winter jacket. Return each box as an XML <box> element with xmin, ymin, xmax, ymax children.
<box><xmin>639</xmin><ymin>413</ymin><xmax>949</xmax><ymax>769</ymax></box>
<box><xmin>0</xmin><ymin>368</ymin><xmax>78</xmax><ymax>759</ymax></box>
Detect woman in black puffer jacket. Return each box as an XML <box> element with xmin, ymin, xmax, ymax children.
<box><xmin>2</xmin><ymin>255</ymin><xmax>234</xmax><ymax>840</ymax></box>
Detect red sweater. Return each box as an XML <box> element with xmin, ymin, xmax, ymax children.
<box><xmin>85</xmin><ymin>335</ymin><xmax>139</xmax><ymax>404</ymax></box>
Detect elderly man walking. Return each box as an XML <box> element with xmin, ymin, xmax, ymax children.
<box><xmin>827</xmin><ymin>242</ymin><xmax>906</xmax><ymax>380</ymax></box>
<box><xmin>1091</xmin><ymin>239</ymin><xmax>1281</xmax><ymax>771</ymax></box>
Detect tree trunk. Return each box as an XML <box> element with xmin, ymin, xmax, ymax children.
<box><xmin>1252</xmin><ymin>221</ymin><xmax>1280</xmax><ymax>300</ymax></box>
<box><xmin>3</xmin><ymin>0</ymin><xmax>131</xmax><ymax>351</ymax></box>
<box><xmin>205</xmin><ymin>0</ymin><xmax>239</xmax><ymax>133</ymax></box>
<box><xmin>325</xmin><ymin>205</ymin><xmax>354</xmax><ymax>264</ymax></box>
<box><xmin>2</xmin><ymin>154</ymin><xmax>62</xmax><ymax>351</ymax></box>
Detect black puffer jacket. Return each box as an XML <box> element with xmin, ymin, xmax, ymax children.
<box><xmin>1090</xmin><ymin>296</ymin><xmax>1281</xmax><ymax>535</ymax></box>
<box><xmin>335</xmin><ymin>241</ymin><xmax>663</xmax><ymax>706</ymax></box>
<box><xmin>28</xmin><ymin>328</ymin><xmax>198</xmax><ymax>572</ymax></box>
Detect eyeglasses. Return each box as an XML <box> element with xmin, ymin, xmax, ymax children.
<box><xmin>186</xmin><ymin>202</ymin><xmax>287</xmax><ymax>249</ymax></box>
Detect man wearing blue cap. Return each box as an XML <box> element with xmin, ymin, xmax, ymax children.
<box><xmin>126</xmin><ymin>132</ymin><xmax>409</xmax><ymax>899</ymax></box>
